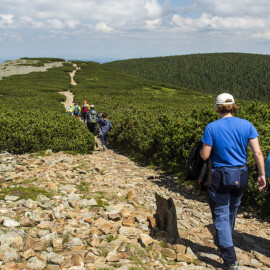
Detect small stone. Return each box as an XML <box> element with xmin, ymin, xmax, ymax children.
<box><xmin>88</xmin><ymin>198</ymin><xmax>98</xmax><ymax>206</ymax></box>
<box><xmin>66</xmin><ymin>237</ymin><xmax>83</xmax><ymax>248</ymax></box>
<box><xmin>147</xmin><ymin>216</ymin><xmax>156</xmax><ymax>228</ymax></box>
<box><xmin>36</xmin><ymin>194</ymin><xmax>50</xmax><ymax>202</ymax></box>
<box><xmin>20</xmin><ymin>217</ymin><xmax>36</xmax><ymax>227</ymax></box>
<box><xmin>186</xmin><ymin>247</ymin><xmax>197</xmax><ymax>260</ymax></box>
<box><xmin>175</xmin><ymin>244</ymin><xmax>186</xmax><ymax>255</ymax></box>
<box><xmin>23</xmin><ymin>199</ymin><xmax>36</xmax><ymax>208</ymax></box>
<box><xmin>25</xmin><ymin>238</ymin><xmax>49</xmax><ymax>251</ymax></box>
<box><xmin>120</xmin><ymin>209</ymin><xmax>131</xmax><ymax>218</ymax></box>
<box><xmin>162</xmin><ymin>248</ymin><xmax>176</xmax><ymax>259</ymax></box>
<box><xmin>0</xmin><ymin>231</ymin><xmax>25</xmax><ymax>250</ymax></box>
<box><xmin>126</xmin><ymin>190</ymin><xmax>133</xmax><ymax>199</ymax></box>
<box><xmin>118</xmin><ymin>226</ymin><xmax>141</xmax><ymax>239</ymax></box>
<box><xmin>106</xmin><ymin>250</ymin><xmax>120</xmax><ymax>262</ymax></box>
<box><xmin>27</xmin><ymin>256</ymin><xmax>46</xmax><ymax>269</ymax></box>
<box><xmin>0</xmin><ymin>247</ymin><xmax>19</xmax><ymax>263</ymax></box>
<box><xmin>176</xmin><ymin>253</ymin><xmax>193</xmax><ymax>263</ymax></box>
<box><xmin>0</xmin><ymin>263</ymin><xmax>25</xmax><ymax>270</ymax></box>
<box><xmin>47</xmin><ymin>252</ymin><xmax>64</xmax><ymax>265</ymax></box>
<box><xmin>87</xmin><ymin>234</ymin><xmax>100</xmax><ymax>247</ymax></box>
<box><xmin>53</xmin><ymin>239</ymin><xmax>63</xmax><ymax>252</ymax></box>
<box><xmin>139</xmin><ymin>234</ymin><xmax>154</xmax><ymax>247</ymax></box>
<box><xmin>45</xmin><ymin>265</ymin><xmax>60</xmax><ymax>270</ymax></box>
<box><xmin>5</xmin><ymin>195</ymin><xmax>19</xmax><ymax>201</ymax></box>
<box><xmin>122</xmin><ymin>217</ymin><xmax>136</xmax><ymax>227</ymax></box>
<box><xmin>84</xmin><ymin>252</ymin><xmax>98</xmax><ymax>264</ymax></box>
<box><xmin>23</xmin><ymin>249</ymin><xmax>36</xmax><ymax>259</ymax></box>
<box><xmin>3</xmin><ymin>218</ymin><xmax>20</xmax><ymax>227</ymax></box>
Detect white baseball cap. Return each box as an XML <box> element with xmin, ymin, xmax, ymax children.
<box><xmin>215</xmin><ymin>93</ymin><xmax>235</xmax><ymax>106</ymax></box>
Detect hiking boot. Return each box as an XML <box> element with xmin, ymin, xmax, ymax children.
<box><xmin>102</xmin><ymin>145</ymin><xmax>107</xmax><ymax>151</ymax></box>
<box><xmin>95</xmin><ymin>141</ymin><xmax>98</xmax><ymax>148</ymax></box>
<box><xmin>224</xmin><ymin>261</ymin><xmax>238</xmax><ymax>270</ymax></box>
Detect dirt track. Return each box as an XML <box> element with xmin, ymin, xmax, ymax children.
<box><xmin>59</xmin><ymin>63</ymin><xmax>79</xmax><ymax>111</ymax></box>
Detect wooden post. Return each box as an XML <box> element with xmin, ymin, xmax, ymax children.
<box><xmin>154</xmin><ymin>192</ymin><xmax>179</xmax><ymax>239</ymax></box>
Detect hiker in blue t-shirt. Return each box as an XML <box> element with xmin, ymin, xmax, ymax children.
<box><xmin>98</xmin><ymin>112</ymin><xmax>112</xmax><ymax>151</ymax></box>
<box><xmin>200</xmin><ymin>93</ymin><xmax>266</xmax><ymax>270</ymax></box>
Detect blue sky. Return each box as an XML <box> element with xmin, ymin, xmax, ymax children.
<box><xmin>0</xmin><ymin>0</ymin><xmax>270</xmax><ymax>62</ymax></box>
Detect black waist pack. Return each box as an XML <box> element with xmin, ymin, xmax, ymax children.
<box><xmin>221</xmin><ymin>166</ymin><xmax>242</xmax><ymax>189</ymax></box>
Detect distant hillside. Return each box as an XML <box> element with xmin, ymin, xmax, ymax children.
<box><xmin>105</xmin><ymin>53</ymin><xmax>270</xmax><ymax>102</ymax></box>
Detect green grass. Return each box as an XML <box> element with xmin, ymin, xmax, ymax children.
<box><xmin>76</xmin><ymin>181</ymin><xmax>90</xmax><ymax>193</ymax></box>
<box><xmin>127</xmin><ymin>244</ymin><xmax>147</xmax><ymax>268</ymax></box>
<box><xmin>0</xmin><ymin>186</ymin><xmax>53</xmax><ymax>201</ymax></box>
<box><xmin>106</xmin><ymin>234</ymin><xmax>118</xmax><ymax>243</ymax></box>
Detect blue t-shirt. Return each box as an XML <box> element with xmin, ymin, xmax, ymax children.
<box><xmin>202</xmin><ymin>117</ymin><xmax>259</xmax><ymax>167</ymax></box>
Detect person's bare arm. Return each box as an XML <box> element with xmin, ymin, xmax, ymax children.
<box><xmin>200</xmin><ymin>143</ymin><xmax>212</xmax><ymax>161</ymax></box>
<box><xmin>249</xmin><ymin>137</ymin><xmax>266</xmax><ymax>191</ymax></box>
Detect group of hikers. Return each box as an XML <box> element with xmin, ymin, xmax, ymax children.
<box><xmin>67</xmin><ymin>93</ymin><xmax>267</xmax><ymax>270</ymax></box>
<box><xmin>68</xmin><ymin>101</ymin><xmax>112</xmax><ymax>151</ymax></box>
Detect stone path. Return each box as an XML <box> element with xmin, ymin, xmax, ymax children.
<box><xmin>59</xmin><ymin>63</ymin><xmax>79</xmax><ymax>111</ymax></box>
<box><xmin>59</xmin><ymin>91</ymin><xmax>75</xmax><ymax>111</ymax></box>
<box><xmin>0</xmin><ymin>148</ymin><xmax>269</xmax><ymax>269</ymax></box>
<box><xmin>69</xmin><ymin>63</ymin><xmax>80</xmax><ymax>86</ymax></box>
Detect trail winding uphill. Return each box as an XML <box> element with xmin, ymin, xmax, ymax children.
<box><xmin>69</xmin><ymin>63</ymin><xmax>80</xmax><ymax>86</ymax></box>
<box><xmin>59</xmin><ymin>63</ymin><xmax>79</xmax><ymax>111</ymax></box>
<box><xmin>59</xmin><ymin>90</ymin><xmax>75</xmax><ymax>111</ymax></box>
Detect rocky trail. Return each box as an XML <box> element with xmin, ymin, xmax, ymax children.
<box><xmin>0</xmin><ymin>62</ymin><xmax>269</xmax><ymax>270</ymax></box>
<box><xmin>0</xmin><ymin>149</ymin><xmax>270</xmax><ymax>270</ymax></box>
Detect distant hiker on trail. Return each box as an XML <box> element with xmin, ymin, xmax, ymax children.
<box><xmin>87</xmin><ymin>104</ymin><xmax>99</xmax><ymax>148</ymax></box>
<box><xmin>200</xmin><ymin>93</ymin><xmax>266</xmax><ymax>270</ymax></box>
<box><xmin>98</xmin><ymin>112</ymin><xmax>112</xmax><ymax>151</ymax></box>
<box><xmin>81</xmin><ymin>101</ymin><xmax>90</xmax><ymax>125</ymax></box>
<box><xmin>73</xmin><ymin>104</ymin><xmax>80</xmax><ymax>118</ymax></box>
<box><xmin>68</xmin><ymin>105</ymin><xmax>73</xmax><ymax>115</ymax></box>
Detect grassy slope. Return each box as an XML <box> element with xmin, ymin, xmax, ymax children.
<box><xmin>0</xmin><ymin>59</ymin><xmax>94</xmax><ymax>154</ymax></box>
<box><xmin>105</xmin><ymin>53</ymin><xmax>270</xmax><ymax>103</ymax></box>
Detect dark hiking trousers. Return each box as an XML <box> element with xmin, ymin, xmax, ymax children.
<box><xmin>207</xmin><ymin>165</ymin><xmax>249</xmax><ymax>266</ymax></box>
<box><xmin>100</xmin><ymin>134</ymin><xmax>108</xmax><ymax>147</ymax></box>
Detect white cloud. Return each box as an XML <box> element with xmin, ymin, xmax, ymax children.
<box><xmin>144</xmin><ymin>18</ymin><xmax>161</xmax><ymax>29</ymax></box>
<box><xmin>252</xmin><ymin>31</ymin><xmax>270</xmax><ymax>40</ymax></box>
<box><xmin>172</xmin><ymin>13</ymin><xmax>266</xmax><ymax>32</ymax></box>
<box><xmin>47</xmin><ymin>19</ymin><xmax>64</xmax><ymax>29</ymax></box>
<box><xmin>95</xmin><ymin>22</ymin><xmax>114</xmax><ymax>33</ymax></box>
<box><xmin>66</xmin><ymin>20</ymin><xmax>80</xmax><ymax>29</ymax></box>
<box><xmin>144</xmin><ymin>0</ymin><xmax>162</xmax><ymax>17</ymax></box>
<box><xmin>0</xmin><ymin>0</ymin><xmax>270</xmax><ymax>58</ymax></box>
<box><xmin>1</xmin><ymin>33</ymin><xmax>23</xmax><ymax>42</ymax></box>
<box><xmin>193</xmin><ymin>0</ymin><xmax>270</xmax><ymax>17</ymax></box>
<box><xmin>0</xmin><ymin>0</ymin><xmax>162</xmax><ymax>22</ymax></box>
<box><xmin>0</xmin><ymin>14</ymin><xmax>14</xmax><ymax>27</ymax></box>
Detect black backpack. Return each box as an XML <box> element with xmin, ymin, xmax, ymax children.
<box><xmin>186</xmin><ymin>141</ymin><xmax>204</xmax><ymax>180</ymax></box>
<box><xmin>186</xmin><ymin>140</ymin><xmax>212</xmax><ymax>188</ymax></box>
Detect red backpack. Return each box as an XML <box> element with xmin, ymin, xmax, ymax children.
<box><xmin>83</xmin><ymin>105</ymin><xmax>88</xmax><ymax>113</ymax></box>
